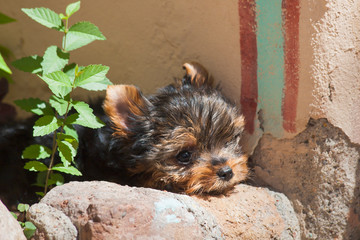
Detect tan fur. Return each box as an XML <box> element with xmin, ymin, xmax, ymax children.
<box><xmin>183</xmin><ymin>62</ymin><xmax>214</xmax><ymax>87</ymax></box>
<box><xmin>103</xmin><ymin>85</ymin><xmax>146</xmax><ymax>136</ymax></box>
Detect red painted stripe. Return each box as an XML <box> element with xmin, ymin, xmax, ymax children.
<box><xmin>282</xmin><ymin>0</ymin><xmax>300</xmax><ymax>133</ymax></box>
<box><xmin>239</xmin><ymin>0</ymin><xmax>258</xmax><ymax>134</ymax></box>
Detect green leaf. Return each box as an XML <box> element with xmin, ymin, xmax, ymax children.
<box><xmin>57</xmin><ymin>133</ymin><xmax>78</xmax><ymax>166</ymax></box>
<box><xmin>49</xmin><ymin>95</ymin><xmax>70</xmax><ymax>116</ymax></box>
<box><xmin>41</xmin><ymin>46</ymin><xmax>69</xmax><ymax>75</ymax></box>
<box><xmin>22</xmin><ymin>8</ymin><xmax>63</xmax><ymax>31</ymax></box>
<box><xmin>63</xmin><ymin>63</ymin><xmax>76</xmax><ymax>76</ymax></box>
<box><xmin>36</xmin><ymin>192</ymin><xmax>45</xmax><ymax>197</ymax></box>
<box><xmin>79</xmin><ymin>77</ymin><xmax>112</xmax><ymax>91</ymax></box>
<box><xmin>66</xmin><ymin>1</ymin><xmax>81</xmax><ymax>17</ymax></box>
<box><xmin>66</xmin><ymin>113</ymin><xmax>104</xmax><ymax>129</ymax></box>
<box><xmin>12</xmin><ymin>55</ymin><xmax>43</xmax><ymax>74</ymax></box>
<box><xmin>22</xmin><ymin>144</ymin><xmax>52</xmax><ymax>160</ymax></box>
<box><xmin>64</xmin><ymin>124</ymin><xmax>79</xmax><ymax>141</ymax></box>
<box><xmin>34</xmin><ymin>171</ymin><xmax>46</xmax><ymax>187</ymax></box>
<box><xmin>33</xmin><ymin>115</ymin><xmax>60</xmax><ymax>136</ymax></box>
<box><xmin>23</xmin><ymin>221</ymin><xmax>36</xmax><ymax>239</ymax></box>
<box><xmin>10</xmin><ymin>212</ymin><xmax>17</xmax><ymax>220</ymax></box>
<box><xmin>59</xmin><ymin>13</ymin><xmax>67</xmax><ymax>20</ymax></box>
<box><xmin>72</xmin><ymin>101</ymin><xmax>96</xmax><ymax>118</ymax></box>
<box><xmin>24</xmin><ymin>161</ymin><xmax>48</xmax><ymax>172</ymax></box>
<box><xmin>39</xmin><ymin>71</ymin><xmax>72</xmax><ymax>97</ymax></box>
<box><xmin>74</xmin><ymin>65</ymin><xmax>110</xmax><ymax>90</ymax></box>
<box><xmin>35</xmin><ymin>171</ymin><xmax>64</xmax><ymax>187</ymax></box>
<box><xmin>63</xmin><ymin>64</ymin><xmax>87</xmax><ymax>84</ymax></box>
<box><xmin>48</xmin><ymin>172</ymin><xmax>64</xmax><ymax>186</ymax></box>
<box><xmin>14</xmin><ymin>98</ymin><xmax>53</xmax><ymax>115</ymax></box>
<box><xmin>52</xmin><ymin>164</ymin><xmax>82</xmax><ymax>176</ymax></box>
<box><xmin>24</xmin><ymin>221</ymin><xmax>36</xmax><ymax>230</ymax></box>
<box><xmin>64</xmin><ymin>21</ymin><xmax>106</xmax><ymax>51</ymax></box>
<box><xmin>57</xmin><ymin>141</ymin><xmax>73</xmax><ymax>167</ymax></box>
<box><xmin>58</xmin><ymin>133</ymin><xmax>78</xmax><ymax>150</ymax></box>
<box><xmin>17</xmin><ymin>203</ymin><xmax>30</xmax><ymax>213</ymax></box>
<box><xmin>0</xmin><ymin>53</ymin><xmax>11</xmax><ymax>74</ymax></box>
<box><xmin>0</xmin><ymin>12</ymin><xmax>16</xmax><ymax>24</ymax></box>
<box><xmin>69</xmin><ymin>101</ymin><xmax>104</xmax><ymax>128</ymax></box>
<box><xmin>63</xmin><ymin>63</ymin><xmax>76</xmax><ymax>82</ymax></box>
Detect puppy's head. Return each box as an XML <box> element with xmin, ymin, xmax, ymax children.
<box><xmin>103</xmin><ymin>62</ymin><xmax>248</xmax><ymax>195</ymax></box>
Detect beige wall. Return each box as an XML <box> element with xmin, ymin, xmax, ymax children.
<box><xmin>2</xmin><ymin>0</ymin><xmax>241</xmax><ymax>117</ymax></box>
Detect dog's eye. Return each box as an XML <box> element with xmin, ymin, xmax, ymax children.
<box><xmin>176</xmin><ymin>150</ymin><xmax>192</xmax><ymax>165</ymax></box>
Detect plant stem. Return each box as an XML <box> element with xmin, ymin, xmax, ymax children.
<box><xmin>44</xmin><ymin>16</ymin><xmax>72</xmax><ymax>195</ymax></box>
<box><xmin>43</xmin><ymin>98</ymin><xmax>72</xmax><ymax>195</ymax></box>
<box><xmin>44</xmin><ymin>130</ymin><xmax>58</xmax><ymax>195</ymax></box>
<box><xmin>63</xmin><ymin>18</ymin><xmax>69</xmax><ymax>52</ymax></box>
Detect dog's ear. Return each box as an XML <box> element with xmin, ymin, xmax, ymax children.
<box><xmin>182</xmin><ymin>62</ymin><xmax>213</xmax><ymax>88</ymax></box>
<box><xmin>103</xmin><ymin>84</ymin><xmax>148</xmax><ymax>136</ymax></box>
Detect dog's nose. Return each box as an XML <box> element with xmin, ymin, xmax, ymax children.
<box><xmin>217</xmin><ymin>166</ymin><xmax>233</xmax><ymax>181</ymax></box>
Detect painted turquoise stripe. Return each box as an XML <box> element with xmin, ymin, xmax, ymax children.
<box><xmin>256</xmin><ymin>0</ymin><xmax>284</xmax><ymax>137</ymax></box>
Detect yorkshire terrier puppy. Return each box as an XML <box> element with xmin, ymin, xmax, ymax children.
<box><xmin>80</xmin><ymin>62</ymin><xmax>248</xmax><ymax>194</ymax></box>
<box><xmin>0</xmin><ymin>62</ymin><xmax>248</xmax><ymax>206</ymax></box>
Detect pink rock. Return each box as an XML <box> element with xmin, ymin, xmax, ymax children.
<box><xmin>31</xmin><ymin>181</ymin><xmax>300</xmax><ymax>239</ymax></box>
<box><xmin>27</xmin><ymin>203</ymin><xmax>77</xmax><ymax>240</ymax></box>
<box><xmin>0</xmin><ymin>200</ymin><xmax>26</xmax><ymax>240</ymax></box>
<box><xmin>195</xmin><ymin>184</ymin><xmax>300</xmax><ymax>239</ymax></box>
<box><xmin>39</xmin><ymin>181</ymin><xmax>222</xmax><ymax>239</ymax></box>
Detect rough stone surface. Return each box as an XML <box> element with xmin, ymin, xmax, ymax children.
<box><xmin>252</xmin><ymin>118</ymin><xmax>360</xmax><ymax>239</ymax></box>
<box><xmin>27</xmin><ymin>203</ymin><xmax>77</xmax><ymax>240</ymax></box>
<box><xmin>39</xmin><ymin>181</ymin><xmax>222</xmax><ymax>240</ymax></box>
<box><xmin>0</xmin><ymin>200</ymin><xmax>26</xmax><ymax>240</ymax></box>
<box><xmin>266</xmin><ymin>190</ymin><xmax>301</xmax><ymax>240</ymax></box>
<box><xmin>34</xmin><ymin>181</ymin><xmax>300</xmax><ymax>239</ymax></box>
<box><xmin>195</xmin><ymin>185</ymin><xmax>300</xmax><ymax>240</ymax></box>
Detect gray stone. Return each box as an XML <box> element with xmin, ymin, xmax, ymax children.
<box><xmin>0</xmin><ymin>200</ymin><xmax>26</xmax><ymax>240</ymax></box>
<box><xmin>252</xmin><ymin>118</ymin><xmax>360</xmax><ymax>239</ymax></box>
<box><xmin>27</xmin><ymin>203</ymin><xmax>77</xmax><ymax>240</ymax></box>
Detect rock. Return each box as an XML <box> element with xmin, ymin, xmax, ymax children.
<box><xmin>252</xmin><ymin>118</ymin><xmax>360</xmax><ymax>239</ymax></box>
<box><xmin>32</xmin><ymin>181</ymin><xmax>299</xmax><ymax>239</ymax></box>
<box><xmin>27</xmin><ymin>203</ymin><xmax>77</xmax><ymax>240</ymax></box>
<box><xmin>0</xmin><ymin>200</ymin><xmax>26</xmax><ymax>240</ymax></box>
<box><xmin>266</xmin><ymin>190</ymin><xmax>301</xmax><ymax>240</ymax></box>
<box><xmin>195</xmin><ymin>185</ymin><xmax>300</xmax><ymax>240</ymax></box>
<box><xmin>39</xmin><ymin>181</ymin><xmax>222</xmax><ymax>240</ymax></box>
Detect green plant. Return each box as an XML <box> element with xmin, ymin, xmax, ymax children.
<box><xmin>0</xmin><ymin>12</ymin><xmax>16</xmax><ymax>82</ymax></box>
<box><xmin>12</xmin><ymin>1</ymin><xmax>111</xmax><ymax>196</ymax></box>
<box><xmin>11</xmin><ymin>204</ymin><xmax>36</xmax><ymax>239</ymax></box>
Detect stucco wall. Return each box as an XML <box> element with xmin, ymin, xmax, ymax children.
<box><xmin>310</xmin><ymin>0</ymin><xmax>360</xmax><ymax>144</ymax></box>
<box><xmin>2</xmin><ymin>0</ymin><xmax>241</xmax><ymax>118</ymax></box>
